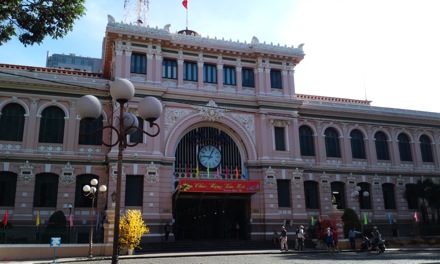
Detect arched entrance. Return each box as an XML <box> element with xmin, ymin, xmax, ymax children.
<box><xmin>171</xmin><ymin>126</ymin><xmax>259</xmax><ymax>240</ymax></box>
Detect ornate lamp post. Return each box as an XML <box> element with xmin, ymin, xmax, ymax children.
<box><xmin>76</xmin><ymin>78</ymin><xmax>163</xmax><ymax>264</ymax></box>
<box><xmin>351</xmin><ymin>185</ymin><xmax>369</xmax><ymax>234</ymax></box>
<box><xmin>83</xmin><ymin>179</ymin><xmax>107</xmax><ymax>258</ymax></box>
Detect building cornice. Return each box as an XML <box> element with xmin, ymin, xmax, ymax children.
<box><xmin>105</xmin><ymin>21</ymin><xmax>305</xmax><ymax>59</ymax></box>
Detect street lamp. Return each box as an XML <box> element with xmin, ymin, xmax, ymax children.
<box><xmin>83</xmin><ymin>179</ymin><xmax>107</xmax><ymax>258</ymax></box>
<box><xmin>351</xmin><ymin>185</ymin><xmax>369</xmax><ymax>234</ymax></box>
<box><xmin>76</xmin><ymin>78</ymin><xmax>163</xmax><ymax>264</ymax></box>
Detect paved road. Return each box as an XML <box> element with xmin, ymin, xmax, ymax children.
<box><xmin>29</xmin><ymin>249</ymin><xmax>440</xmax><ymax>264</ymax></box>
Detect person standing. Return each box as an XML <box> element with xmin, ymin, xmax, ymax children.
<box><xmin>332</xmin><ymin>228</ymin><xmax>340</xmax><ymax>253</ymax></box>
<box><xmin>164</xmin><ymin>222</ymin><xmax>171</xmax><ymax>241</ymax></box>
<box><xmin>280</xmin><ymin>226</ymin><xmax>288</xmax><ymax>251</ymax></box>
<box><xmin>294</xmin><ymin>226</ymin><xmax>299</xmax><ymax>250</ymax></box>
<box><xmin>273</xmin><ymin>230</ymin><xmax>280</xmax><ymax>246</ymax></box>
<box><xmin>297</xmin><ymin>225</ymin><xmax>305</xmax><ymax>251</ymax></box>
<box><xmin>325</xmin><ymin>227</ymin><xmax>336</xmax><ymax>254</ymax></box>
<box><xmin>349</xmin><ymin>227</ymin><xmax>360</xmax><ymax>250</ymax></box>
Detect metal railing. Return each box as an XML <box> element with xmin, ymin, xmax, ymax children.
<box><xmin>0</xmin><ymin>226</ymin><xmax>104</xmax><ymax>244</ymax></box>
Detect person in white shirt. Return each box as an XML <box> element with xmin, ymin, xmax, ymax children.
<box><xmin>297</xmin><ymin>225</ymin><xmax>305</xmax><ymax>251</ymax></box>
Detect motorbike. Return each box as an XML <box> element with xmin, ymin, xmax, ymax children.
<box><xmin>360</xmin><ymin>236</ymin><xmax>386</xmax><ymax>254</ymax></box>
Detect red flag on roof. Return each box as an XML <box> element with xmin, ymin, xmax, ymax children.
<box><xmin>182</xmin><ymin>0</ymin><xmax>188</xmax><ymax>9</ymax></box>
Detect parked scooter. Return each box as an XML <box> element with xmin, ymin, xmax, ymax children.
<box><xmin>360</xmin><ymin>236</ymin><xmax>386</xmax><ymax>254</ymax></box>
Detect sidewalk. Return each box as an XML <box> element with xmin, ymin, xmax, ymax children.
<box><xmin>3</xmin><ymin>247</ymin><xmax>438</xmax><ymax>264</ymax></box>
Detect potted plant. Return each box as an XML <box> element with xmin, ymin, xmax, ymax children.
<box><xmin>119</xmin><ymin>209</ymin><xmax>149</xmax><ymax>254</ymax></box>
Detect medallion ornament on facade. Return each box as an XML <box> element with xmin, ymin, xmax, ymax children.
<box><xmin>193</xmin><ymin>100</ymin><xmax>225</xmax><ymax>121</ymax></box>
<box><xmin>264</xmin><ymin>166</ymin><xmax>276</xmax><ymax>187</ymax></box>
<box><xmin>19</xmin><ymin>161</ymin><xmax>34</xmax><ymax>184</ymax></box>
<box><xmin>60</xmin><ymin>162</ymin><xmax>76</xmax><ymax>186</ymax></box>
<box><xmin>320</xmin><ymin>172</ymin><xmax>330</xmax><ymax>192</ymax></box>
<box><xmin>291</xmin><ymin>168</ymin><xmax>304</xmax><ymax>188</ymax></box>
<box><xmin>145</xmin><ymin>162</ymin><xmax>159</xmax><ymax>185</ymax></box>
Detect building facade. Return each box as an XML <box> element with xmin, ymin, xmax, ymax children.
<box><xmin>1</xmin><ymin>17</ymin><xmax>439</xmax><ymax>245</ymax></box>
<box><xmin>46</xmin><ymin>52</ymin><xmax>103</xmax><ymax>73</ymax></box>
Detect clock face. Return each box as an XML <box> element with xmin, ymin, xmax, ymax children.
<box><xmin>198</xmin><ymin>145</ymin><xmax>221</xmax><ymax>168</ymax></box>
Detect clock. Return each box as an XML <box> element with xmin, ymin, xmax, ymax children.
<box><xmin>198</xmin><ymin>145</ymin><xmax>221</xmax><ymax>168</ymax></box>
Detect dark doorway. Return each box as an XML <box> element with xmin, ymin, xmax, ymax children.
<box><xmin>173</xmin><ymin>196</ymin><xmax>249</xmax><ymax>240</ymax></box>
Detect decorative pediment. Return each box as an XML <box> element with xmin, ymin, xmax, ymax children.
<box><xmin>264</xmin><ymin>166</ymin><xmax>276</xmax><ymax>187</ymax></box>
<box><xmin>320</xmin><ymin>172</ymin><xmax>330</xmax><ymax>192</ymax></box>
<box><xmin>291</xmin><ymin>168</ymin><xmax>304</xmax><ymax>187</ymax></box>
<box><xmin>193</xmin><ymin>100</ymin><xmax>225</xmax><ymax>121</ymax></box>
<box><xmin>145</xmin><ymin>162</ymin><xmax>159</xmax><ymax>185</ymax></box>
<box><xmin>19</xmin><ymin>161</ymin><xmax>34</xmax><ymax>184</ymax></box>
<box><xmin>60</xmin><ymin>162</ymin><xmax>76</xmax><ymax>186</ymax></box>
<box><xmin>111</xmin><ymin>164</ymin><xmax>126</xmax><ymax>182</ymax></box>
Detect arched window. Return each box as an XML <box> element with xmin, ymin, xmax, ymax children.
<box><xmin>420</xmin><ymin>135</ymin><xmax>433</xmax><ymax>162</ymax></box>
<box><xmin>350</xmin><ymin>129</ymin><xmax>366</xmax><ymax>159</ymax></box>
<box><xmin>405</xmin><ymin>183</ymin><xmax>419</xmax><ymax>209</ymax></box>
<box><xmin>374</xmin><ymin>131</ymin><xmax>390</xmax><ymax>160</ymax></box>
<box><xmin>39</xmin><ymin>106</ymin><xmax>65</xmax><ymax>143</ymax></box>
<box><xmin>331</xmin><ymin>181</ymin><xmax>346</xmax><ymax>209</ymax></box>
<box><xmin>382</xmin><ymin>183</ymin><xmax>396</xmax><ymax>209</ymax></box>
<box><xmin>33</xmin><ymin>173</ymin><xmax>58</xmax><ymax>207</ymax></box>
<box><xmin>398</xmin><ymin>133</ymin><xmax>412</xmax><ymax>161</ymax></box>
<box><xmin>129</xmin><ymin>117</ymin><xmax>144</xmax><ymax>143</ymax></box>
<box><xmin>79</xmin><ymin>115</ymin><xmax>103</xmax><ymax>145</ymax></box>
<box><xmin>357</xmin><ymin>182</ymin><xmax>372</xmax><ymax>209</ymax></box>
<box><xmin>0</xmin><ymin>103</ymin><xmax>25</xmax><ymax>141</ymax></box>
<box><xmin>325</xmin><ymin>127</ymin><xmax>341</xmax><ymax>158</ymax></box>
<box><xmin>0</xmin><ymin>172</ymin><xmax>17</xmax><ymax>206</ymax></box>
<box><xmin>299</xmin><ymin>125</ymin><xmax>315</xmax><ymax>156</ymax></box>
<box><xmin>174</xmin><ymin>127</ymin><xmax>242</xmax><ymax>178</ymax></box>
<box><xmin>304</xmin><ymin>181</ymin><xmax>319</xmax><ymax>209</ymax></box>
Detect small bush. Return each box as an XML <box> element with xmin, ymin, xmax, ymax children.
<box><xmin>341</xmin><ymin>208</ymin><xmax>361</xmax><ymax>237</ymax></box>
<box><xmin>119</xmin><ymin>210</ymin><xmax>149</xmax><ymax>250</ymax></box>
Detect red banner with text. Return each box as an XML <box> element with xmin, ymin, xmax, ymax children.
<box><xmin>179</xmin><ymin>179</ymin><xmax>261</xmax><ymax>193</ymax></box>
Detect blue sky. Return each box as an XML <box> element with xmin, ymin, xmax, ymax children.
<box><xmin>2</xmin><ymin>0</ymin><xmax>440</xmax><ymax>113</ymax></box>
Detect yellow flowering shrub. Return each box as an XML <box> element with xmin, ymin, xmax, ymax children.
<box><xmin>119</xmin><ymin>209</ymin><xmax>149</xmax><ymax>250</ymax></box>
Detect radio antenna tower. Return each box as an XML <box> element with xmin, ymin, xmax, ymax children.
<box><xmin>123</xmin><ymin>0</ymin><xmax>149</xmax><ymax>27</ymax></box>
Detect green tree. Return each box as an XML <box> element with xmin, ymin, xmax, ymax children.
<box><xmin>43</xmin><ymin>210</ymin><xmax>67</xmax><ymax>243</ymax></box>
<box><xmin>1</xmin><ymin>0</ymin><xmax>86</xmax><ymax>46</ymax></box>
<box><xmin>341</xmin><ymin>208</ymin><xmax>361</xmax><ymax>237</ymax></box>
<box><xmin>404</xmin><ymin>178</ymin><xmax>440</xmax><ymax>224</ymax></box>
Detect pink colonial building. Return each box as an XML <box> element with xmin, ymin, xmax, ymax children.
<box><xmin>1</xmin><ymin>16</ymin><xmax>439</xmax><ymax>248</ymax></box>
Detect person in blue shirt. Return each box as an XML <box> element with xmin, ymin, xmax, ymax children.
<box><xmin>349</xmin><ymin>227</ymin><xmax>361</xmax><ymax>249</ymax></box>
